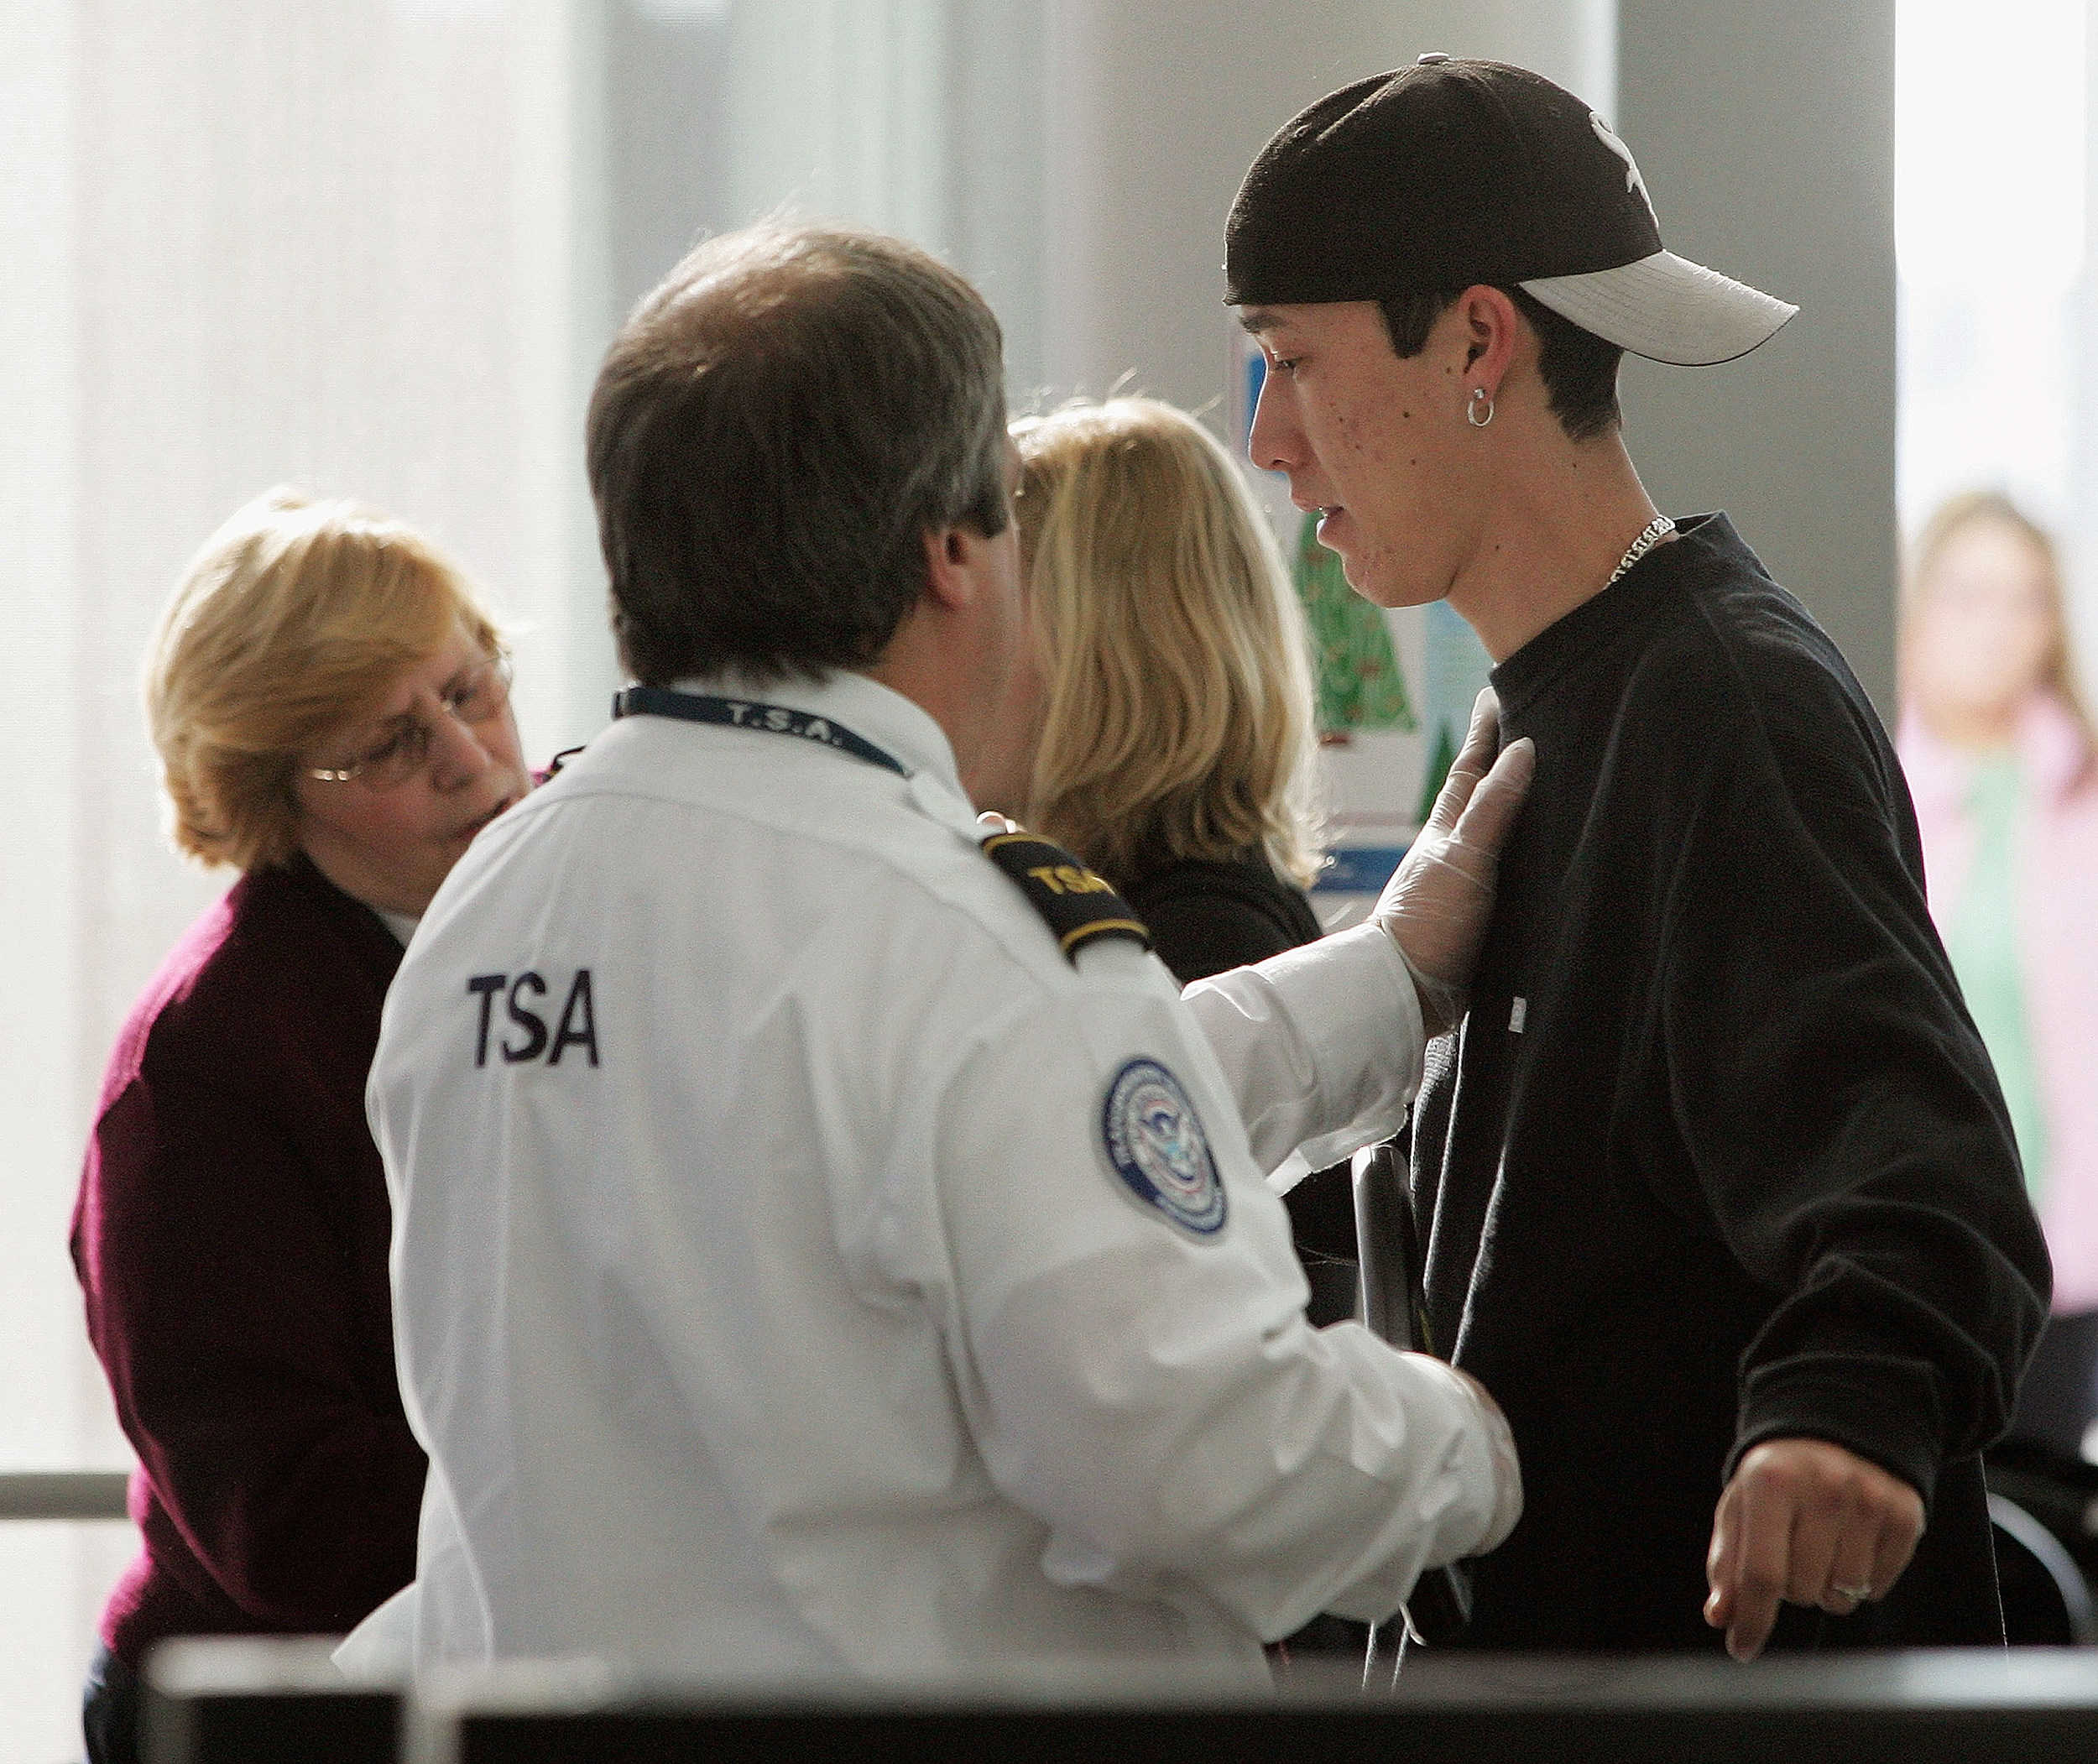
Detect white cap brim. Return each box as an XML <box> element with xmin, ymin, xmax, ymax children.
<box><xmin>1518</xmin><ymin>250</ymin><xmax>1797</xmax><ymax>367</ymax></box>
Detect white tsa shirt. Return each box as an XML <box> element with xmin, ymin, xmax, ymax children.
<box><xmin>366</xmin><ymin>670</ymin><xmax>1512</xmax><ymax>1685</ymax></box>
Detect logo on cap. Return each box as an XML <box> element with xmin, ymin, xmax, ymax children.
<box><xmin>1590</xmin><ymin>114</ymin><xmax>1655</xmax><ymax>222</ymax></box>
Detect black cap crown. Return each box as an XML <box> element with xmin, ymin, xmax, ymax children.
<box><xmin>1226</xmin><ymin>60</ymin><xmax>1663</xmax><ymax>305</ymax></box>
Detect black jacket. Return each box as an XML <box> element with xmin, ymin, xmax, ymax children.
<box><xmin>1122</xmin><ymin>853</ymin><xmax>1322</xmax><ymax>985</ymax></box>
<box><xmin>1412</xmin><ymin>514</ymin><xmax>2049</xmax><ymax>1652</ymax></box>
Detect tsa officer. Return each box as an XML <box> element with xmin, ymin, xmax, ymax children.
<box><xmin>351</xmin><ymin>221</ymin><xmax>1531</xmax><ymax>1683</ymax></box>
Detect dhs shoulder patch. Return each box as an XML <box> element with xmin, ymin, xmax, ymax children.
<box><xmin>979</xmin><ymin>830</ymin><xmax>1151</xmax><ymax>965</ymax></box>
<box><xmin>1100</xmin><ymin>1058</ymin><xmax>1227</xmax><ymax>1239</ymax></box>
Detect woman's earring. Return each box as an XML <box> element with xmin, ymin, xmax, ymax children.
<box><xmin>1467</xmin><ymin>386</ymin><xmax>1495</xmax><ymax>429</ymax></box>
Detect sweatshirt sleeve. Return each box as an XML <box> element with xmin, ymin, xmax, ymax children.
<box><xmin>1637</xmin><ymin>656</ymin><xmax>2050</xmax><ymax>1506</ymax></box>
<box><xmin>75</xmin><ymin>1065</ymin><xmax>426</xmax><ymax>1628</ymax></box>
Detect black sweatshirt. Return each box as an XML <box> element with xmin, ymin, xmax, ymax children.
<box><xmin>1409</xmin><ymin>513</ymin><xmax>2050</xmax><ymax>1652</ymax></box>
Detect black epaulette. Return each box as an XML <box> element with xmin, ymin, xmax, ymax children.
<box><xmin>979</xmin><ymin>830</ymin><xmax>1153</xmax><ymax>964</ymax></box>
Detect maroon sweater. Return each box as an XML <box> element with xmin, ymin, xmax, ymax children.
<box><xmin>71</xmin><ymin>854</ymin><xmax>426</xmax><ymax>1665</ymax></box>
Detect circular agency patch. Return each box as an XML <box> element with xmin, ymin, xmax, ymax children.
<box><xmin>1100</xmin><ymin>1058</ymin><xmax>1227</xmax><ymax>1239</ymax></box>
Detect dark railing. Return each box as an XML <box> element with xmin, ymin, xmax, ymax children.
<box><xmin>138</xmin><ymin>1639</ymin><xmax>2098</xmax><ymax>1764</ymax></box>
<box><xmin>0</xmin><ymin>1470</ymin><xmax>131</xmax><ymax>1521</ymax></box>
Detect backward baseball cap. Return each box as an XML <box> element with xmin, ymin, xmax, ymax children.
<box><xmin>1224</xmin><ymin>55</ymin><xmax>1796</xmax><ymax>368</ymax></box>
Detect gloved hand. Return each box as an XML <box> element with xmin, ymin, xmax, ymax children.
<box><xmin>1373</xmin><ymin>687</ymin><xmax>1536</xmax><ymax>1037</ymax></box>
<box><xmin>1444</xmin><ymin>1361</ymin><xmax>1525</xmax><ymax>1556</ymax></box>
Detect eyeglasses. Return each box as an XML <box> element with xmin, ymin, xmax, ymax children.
<box><xmin>305</xmin><ymin>652</ymin><xmax>514</xmax><ymax>787</ymax></box>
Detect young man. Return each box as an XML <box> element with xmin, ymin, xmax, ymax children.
<box><xmin>345</xmin><ymin>221</ymin><xmax>1534</xmax><ymax>1681</ymax></box>
<box><xmin>1229</xmin><ymin>57</ymin><xmax>2049</xmax><ymax>1659</ymax></box>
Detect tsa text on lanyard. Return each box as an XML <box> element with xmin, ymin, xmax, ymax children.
<box><xmin>613</xmin><ymin>688</ymin><xmax>913</xmax><ymax>779</ymax></box>
<box><xmin>614</xmin><ymin>686</ymin><xmax>1155</xmax><ymax>967</ymax></box>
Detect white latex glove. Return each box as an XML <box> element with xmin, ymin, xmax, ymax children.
<box><xmin>1447</xmin><ymin>1362</ymin><xmax>1525</xmax><ymax>1555</ymax></box>
<box><xmin>1373</xmin><ymin>687</ymin><xmax>1537</xmax><ymax>1037</ymax></box>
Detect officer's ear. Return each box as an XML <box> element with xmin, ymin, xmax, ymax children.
<box><xmin>921</xmin><ymin>523</ymin><xmax>993</xmax><ymax>613</ymax></box>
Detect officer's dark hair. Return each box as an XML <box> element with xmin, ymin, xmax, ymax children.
<box><xmin>1377</xmin><ymin>285</ymin><xmax>1623</xmax><ymax>442</ymax></box>
<box><xmin>588</xmin><ymin>222</ymin><xmax>1011</xmax><ymax>686</ymax></box>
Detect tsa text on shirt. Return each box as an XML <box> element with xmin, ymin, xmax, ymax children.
<box><xmin>467</xmin><ymin>970</ymin><xmax>600</xmax><ymax>1068</ymax></box>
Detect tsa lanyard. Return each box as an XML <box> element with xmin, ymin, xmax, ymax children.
<box><xmin>612</xmin><ymin>687</ymin><xmax>913</xmax><ymax>780</ymax></box>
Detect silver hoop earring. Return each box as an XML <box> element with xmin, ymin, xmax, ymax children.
<box><xmin>1467</xmin><ymin>386</ymin><xmax>1495</xmax><ymax>428</ymax></box>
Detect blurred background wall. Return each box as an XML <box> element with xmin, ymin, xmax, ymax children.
<box><xmin>1619</xmin><ymin>0</ymin><xmax>1897</xmax><ymax>708</ymax></box>
<box><xmin>3</xmin><ymin>7</ymin><xmax>594</xmax><ymax>1752</ymax></box>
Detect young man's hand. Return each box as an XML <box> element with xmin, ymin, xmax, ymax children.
<box><xmin>1374</xmin><ymin>688</ymin><xmax>1537</xmax><ymax>1036</ymax></box>
<box><xmin>1704</xmin><ymin>1438</ymin><xmax>1926</xmax><ymax>1661</ymax></box>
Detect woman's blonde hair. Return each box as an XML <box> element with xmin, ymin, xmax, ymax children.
<box><xmin>1012</xmin><ymin>397</ymin><xmax>1322</xmax><ymax>888</ymax></box>
<box><xmin>146</xmin><ymin>488</ymin><xmax>502</xmax><ymax>871</ymax></box>
<box><xmin>1902</xmin><ymin>488</ymin><xmax>2097</xmax><ymax>752</ymax></box>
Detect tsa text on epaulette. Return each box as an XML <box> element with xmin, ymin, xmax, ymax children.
<box><xmin>979</xmin><ymin>830</ymin><xmax>1152</xmax><ymax>965</ymax></box>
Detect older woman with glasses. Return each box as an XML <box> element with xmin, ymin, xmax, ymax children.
<box><xmin>70</xmin><ymin>488</ymin><xmax>529</xmax><ymax>1764</ymax></box>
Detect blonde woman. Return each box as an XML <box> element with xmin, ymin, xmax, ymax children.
<box><xmin>1012</xmin><ymin>394</ymin><xmax>1377</xmax><ymax>1659</ymax></box>
<box><xmin>1011</xmin><ymin>396</ymin><xmax>1324</xmax><ymax>980</ymax></box>
<box><xmin>1010</xmin><ymin>397</ymin><xmax>1364</xmax><ymax>1309</ymax></box>
<box><xmin>1899</xmin><ymin>490</ymin><xmax>2098</xmax><ymax>1459</ymax></box>
<box><xmin>71</xmin><ymin>490</ymin><xmax>528</xmax><ymax>1764</ymax></box>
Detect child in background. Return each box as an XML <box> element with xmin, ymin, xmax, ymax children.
<box><xmin>1901</xmin><ymin>491</ymin><xmax>2098</xmax><ymax>1459</ymax></box>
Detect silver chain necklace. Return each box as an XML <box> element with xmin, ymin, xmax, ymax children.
<box><xmin>1607</xmin><ymin>514</ymin><xmax>1675</xmax><ymax>587</ymax></box>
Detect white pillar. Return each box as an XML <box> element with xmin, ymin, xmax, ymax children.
<box><xmin>0</xmin><ymin>12</ymin><xmax>130</xmax><ymax>1759</ymax></box>
<box><xmin>2064</xmin><ymin>5</ymin><xmax>2098</xmax><ymax>674</ymax></box>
